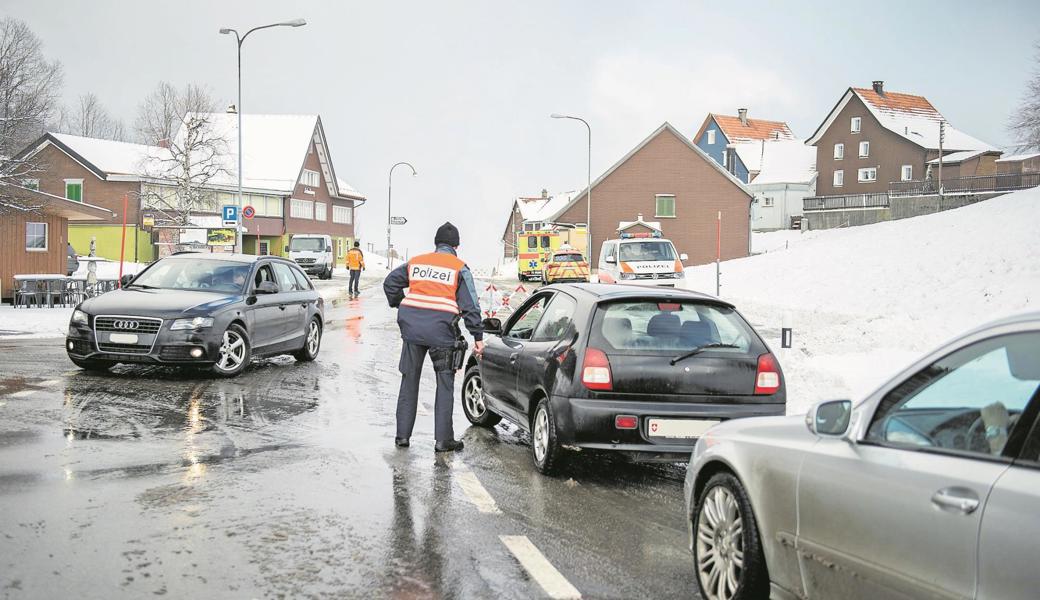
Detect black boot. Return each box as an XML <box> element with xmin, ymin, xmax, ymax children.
<box><xmin>395</xmin><ymin>437</ymin><xmax>410</xmax><ymax>448</ymax></box>
<box><xmin>434</xmin><ymin>439</ymin><xmax>464</xmax><ymax>453</ymax></box>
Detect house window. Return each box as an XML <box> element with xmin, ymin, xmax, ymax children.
<box><xmin>22</xmin><ymin>178</ymin><xmax>39</xmax><ymax>190</ymax></box>
<box><xmin>901</xmin><ymin>165</ymin><xmax>913</xmax><ymax>181</ymax></box>
<box><xmin>655</xmin><ymin>194</ymin><xmax>676</xmax><ymax>218</ymax></box>
<box><xmin>721</xmin><ymin>150</ymin><xmax>727</xmax><ymax>168</ymax></box>
<box><xmin>833</xmin><ymin>170</ymin><xmax>844</xmax><ymax>187</ymax></box>
<box><xmin>337</xmin><ymin>238</ymin><xmax>345</xmax><ymax>258</ymax></box>
<box><xmin>859</xmin><ymin>141</ymin><xmax>870</xmax><ymax>158</ymax></box>
<box><xmin>315</xmin><ymin>201</ymin><xmax>327</xmax><ymax>221</ymax></box>
<box><xmin>26</xmin><ymin>222</ymin><xmax>48</xmax><ymax>251</ymax></box>
<box><xmin>833</xmin><ymin>143</ymin><xmax>844</xmax><ymax>160</ymax></box>
<box><xmin>762</xmin><ymin>197</ymin><xmax>774</xmax><ymax>207</ymax></box>
<box><xmin>858</xmin><ymin>167</ymin><xmax>877</xmax><ymax>182</ymax></box>
<box><xmin>707</xmin><ymin>129</ymin><xmax>716</xmax><ymax>145</ymax></box>
<box><xmin>300</xmin><ymin>169</ymin><xmax>320</xmax><ymax>187</ymax></box>
<box><xmin>333</xmin><ymin>205</ymin><xmax>352</xmax><ymax>224</ymax></box>
<box><xmin>851</xmin><ymin>117</ymin><xmax>861</xmax><ymax>133</ymax></box>
<box><xmin>290</xmin><ymin>198</ymin><xmax>314</xmax><ymax>219</ymax></box>
<box><xmin>65</xmin><ymin>179</ymin><xmax>83</xmax><ymax>202</ymax></box>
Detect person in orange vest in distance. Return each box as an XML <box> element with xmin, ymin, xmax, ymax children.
<box><xmin>383</xmin><ymin>222</ymin><xmax>484</xmax><ymax>452</ymax></box>
<box><xmin>346</xmin><ymin>241</ymin><xmax>365</xmax><ymax>298</ymax></box>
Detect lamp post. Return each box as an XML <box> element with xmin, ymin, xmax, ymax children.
<box><xmin>387</xmin><ymin>161</ymin><xmax>418</xmax><ymax>269</ymax></box>
<box><xmin>551</xmin><ymin>113</ymin><xmax>592</xmax><ymax>260</ymax></box>
<box><xmin>220</xmin><ymin>18</ymin><xmax>306</xmax><ymax>254</ymax></box>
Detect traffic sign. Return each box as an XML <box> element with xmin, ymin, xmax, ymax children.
<box><xmin>142</xmin><ymin>213</ymin><xmax>155</xmax><ymax>228</ymax></box>
<box><xmin>222</xmin><ymin>205</ymin><xmax>239</xmax><ymax>227</ymax></box>
<box><xmin>242</xmin><ymin>205</ymin><xmax>256</xmax><ymax>220</ymax></box>
<box><xmin>390</xmin><ymin>216</ymin><xmax>408</xmax><ymax>225</ymax></box>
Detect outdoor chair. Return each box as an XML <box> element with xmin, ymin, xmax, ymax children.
<box><xmin>44</xmin><ymin>279</ymin><xmax>66</xmax><ymax>308</ymax></box>
<box><xmin>64</xmin><ymin>279</ymin><xmax>88</xmax><ymax>306</ymax></box>
<box><xmin>13</xmin><ymin>279</ymin><xmax>40</xmax><ymax>308</ymax></box>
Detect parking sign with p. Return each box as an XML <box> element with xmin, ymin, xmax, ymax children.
<box><xmin>222</xmin><ymin>205</ymin><xmax>239</xmax><ymax>227</ymax></box>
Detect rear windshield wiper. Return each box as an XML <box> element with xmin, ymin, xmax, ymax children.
<box><xmin>670</xmin><ymin>343</ymin><xmax>740</xmax><ymax>366</ymax></box>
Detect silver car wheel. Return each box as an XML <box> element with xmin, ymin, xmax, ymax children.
<box><xmin>216</xmin><ymin>329</ymin><xmax>246</xmax><ymax>372</ymax></box>
<box><xmin>464</xmin><ymin>376</ymin><xmax>485</xmax><ymax>417</ymax></box>
<box><xmin>306</xmin><ymin>320</ymin><xmax>321</xmax><ymax>355</ymax></box>
<box><xmin>696</xmin><ymin>486</ymin><xmax>744</xmax><ymax>600</ymax></box>
<box><xmin>533</xmin><ymin>406</ymin><xmax>549</xmax><ymax>463</ymax></box>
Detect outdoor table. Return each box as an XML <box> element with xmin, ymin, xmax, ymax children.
<box><xmin>13</xmin><ymin>274</ymin><xmax>69</xmax><ymax>308</ymax></box>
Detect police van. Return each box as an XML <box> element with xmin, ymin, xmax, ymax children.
<box><xmin>596</xmin><ymin>231</ymin><xmax>687</xmax><ymax>287</ymax></box>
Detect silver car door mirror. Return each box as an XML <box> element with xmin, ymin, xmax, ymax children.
<box><xmin>806</xmin><ymin>399</ymin><xmax>853</xmax><ymax>437</ymax></box>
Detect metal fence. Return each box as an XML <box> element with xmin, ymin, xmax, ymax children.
<box><xmin>803</xmin><ymin>193</ymin><xmax>890</xmax><ymax>211</ymax></box>
<box><xmin>889</xmin><ymin>172</ymin><xmax>1040</xmax><ymax>197</ymax></box>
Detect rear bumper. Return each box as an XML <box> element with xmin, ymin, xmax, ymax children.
<box><xmin>554</xmin><ymin>396</ymin><xmax>785</xmax><ymax>455</ymax></box>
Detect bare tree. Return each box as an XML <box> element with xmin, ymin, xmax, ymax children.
<box><xmin>1010</xmin><ymin>42</ymin><xmax>1040</xmax><ymax>151</ymax></box>
<box><xmin>58</xmin><ymin>92</ymin><xmax>128</xmax><ymax>141</ymax></box>
<box><xmin>0</xmin><ymin>17</ymin><xmax>63</xmax><ymax>213</ymax></box>
<box><xmin>140</xmin><ymin>112</ymin><xmax>231</xmax><ymax>226</ymax></box>
<box><xmin>134</xmin><ymin>81</ymin><xmax>218</xmax><ymax>146</ymax></box>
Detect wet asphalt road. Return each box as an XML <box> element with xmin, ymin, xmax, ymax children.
<box><xmin>0</xmin><ymin>282</ymin><xmax>699</xmax><ymax>599</ymax></box>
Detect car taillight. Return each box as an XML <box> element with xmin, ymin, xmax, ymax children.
<box><xmin>582</xmin><ymin>347</ymin><xmax>612</xmax><ymax>390</ymax></box>
<box><xmin>754</xmin><ymin>353</ymin><xmax>781</xmax><ymax>395</ymax></box>
<box><xmin>615</xmin><ymin>415</ymin><xmax>637</xmax><ymax>429</ymax></box>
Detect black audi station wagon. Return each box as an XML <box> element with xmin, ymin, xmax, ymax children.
<box><xmin>66</xmin><ymin>253</ymin><xmax>324</xmax><ymax>377</ymax></box>
<box><xmin>462</xmin><ymin>283</ymin><xmax>785</xmax><ymax>474</ymax></box>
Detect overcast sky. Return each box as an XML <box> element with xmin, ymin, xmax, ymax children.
<box><xmin>6</xmin><ymin>0</ymin><xmax>1039</xmax><ymax>266</ymax></box>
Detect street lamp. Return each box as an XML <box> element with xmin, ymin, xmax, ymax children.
<box><xmin>387</xmin><ymin>161</ymin><xmax>418</xmax><ymax>269</ymax></box>
<box><xmin>220</xmin><ymin>18</ymin><xmax>306</xmax><ymax>254</ymax></box>
<box><xmin>551</xmin><ymin>113</ymin><xmax>592</xmax><ymax>260</ymax></box>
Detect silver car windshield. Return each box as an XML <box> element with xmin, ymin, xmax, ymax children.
<box><xmin>131</xmin><ymin>259</ymin><xmax>251</xmax><ymax>293</ymax></box>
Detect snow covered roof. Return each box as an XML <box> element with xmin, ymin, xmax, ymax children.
<box><xmin>618</xmin><ymin>215</ymin><xmax>662</xmax><ymax>232</ymax></box>
<box><xmin>926</xmin><ymin>149</ymin><xmax>1001</xmax><ymax>165</ymax></box>
<box><xmin>995</xmin><ymin>152</ymin><xmax>1040</xmax><ymax>163</ymax></box>
<box><xmin>708</xmin><ymin>114</ymin><xmax>795</xmax><ymax>143</ymax></box>
<box><xmin>739</xmin><ymin>139</ymin><xmax>818</xmax><ymax>186</ymax></box>
<box><xmin>516</xmin><ymin>190</ymin><xmax>580</xmax><ymax>222</ymax></box>
<box><xmin>806</xmin><ymin>87</ymin><xmax>996</xmax><ymax>152</ymax></box>
<box><xmin>48</xmin><ymin>133</ymin><xmax>160</xmax><ymax>177</ymax></box>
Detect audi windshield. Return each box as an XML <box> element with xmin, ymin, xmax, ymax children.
<box><xmin>129</xmin><ymin>258</ymin><xmax>251</xmax><ymax>293</ymax></box>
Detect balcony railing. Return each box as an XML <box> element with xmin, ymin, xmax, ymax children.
<box><xmin>889</xmin><ymin>172</ymin><xmax>1040</xmax><ymax>197</ymax></box>
<box><xmin>803</xmin><ymin>193</ymin><xmax>889</xmax><ymax>211</ymax></box>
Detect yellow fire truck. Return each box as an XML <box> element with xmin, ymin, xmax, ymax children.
<box><xmin>516</xmin><ymin>225</ymin><xmax>587</xmax><ymax>281</ymax></box>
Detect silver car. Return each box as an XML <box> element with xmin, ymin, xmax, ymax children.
<box><xmin>683</xmin><ymin>311</ymin><xmax>1040</xmax><ymax>600</ymax></box>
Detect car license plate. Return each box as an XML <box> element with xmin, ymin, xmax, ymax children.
<box><xmin>647</xmin><ymin>418</ymin><xmax>718</xmax><ymax>438</ymax></box>
<box><xmin>108</xmin><ymin>333</ymin><xmax>139</xmax><ymax>344</ymax></box>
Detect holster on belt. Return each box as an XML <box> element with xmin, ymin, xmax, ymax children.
<box><xmin>430</xmin><ymin>315</ymin><xmax>468</xmax><ymax>372</ymax></box>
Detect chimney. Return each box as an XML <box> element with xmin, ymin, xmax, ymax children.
<box><xmin>872</xmin><ymin>80</ymin><xmax>884</xmax><ymax>95</ymax></box>
<box><xmin>541</xmin><ymin>188</ymin><xmax>548</xmax><ymax>198</ymax></box>
<box><xmin>738</xmin><ymin>108</ymin><xmax>748</xmax><ymax>126</ymax></box>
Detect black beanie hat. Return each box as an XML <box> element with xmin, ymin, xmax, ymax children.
<box><xmin>434</xmin><ymin>222</ymin><xmax>460</xmax><ymax>247</ymax></box>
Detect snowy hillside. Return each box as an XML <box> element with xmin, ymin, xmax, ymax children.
<box><xmin>684</xmin><ymin>188</ymin><xmax>1040</xmax><ymax>413</ymax></box>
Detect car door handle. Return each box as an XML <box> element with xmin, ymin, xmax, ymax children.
<box><xmin>931</xmin><ymin>487</ymin><xmax>980</xmax><ymax>514</ymax></box>
<box><xmin>278</xmin><ymin>305</ymin><xmax>287</xmax><ymax>311</ymax></box>
<box><xmin>509</xmin><ymin>353</ymin><xmax>519</xmax><ymax>364</ymax></box>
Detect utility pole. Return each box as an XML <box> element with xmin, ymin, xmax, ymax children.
<box><xmin>938</xmin><ymin>119</ymin><xmax>946</xmax><ymax>212</ymax></box>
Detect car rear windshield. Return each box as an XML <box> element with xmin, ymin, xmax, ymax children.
<box><xmin>290</xmin><ymin>238</ymin><xmax>325</xmax><ymax>252</ymax></box>
<box><xmin>554</xmin><ymin>253</ymin><xmax>584</xmax><ymax>263</ymax></box>
<box><xmin>592</xmin><ymin>300</ymin><xmax>756</xmax><ymax>353</ymax></box>
<box><xmin>619</xmin><ymin>241</ymin><xmax>676</xmax><ymax>262</ymax></box>
<box><xmin>131</xmin><ymin>259</ymin><xmax>251</xmax><ymax>293</ymax></box>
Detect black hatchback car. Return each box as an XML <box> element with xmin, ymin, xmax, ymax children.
<box><xmin>66</xmin><ymin>253</ymin><xmax>324</xmax><ymax>377</ymax></box>
<box><xmin>462</xmin><ymin>284</ymin><xmax>785</xmax><ymax>474</ymax></box>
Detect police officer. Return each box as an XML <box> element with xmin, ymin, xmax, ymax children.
<box><xmin>383</xmin><ymin>222</ymin><xmax>484</xmax><ymax>452</ymax></box>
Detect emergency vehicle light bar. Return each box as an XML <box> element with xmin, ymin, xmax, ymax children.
<box><xmin>619</xmin><ymin>231</ymin><xmax>662</xmax><ymax>239</ymax></box>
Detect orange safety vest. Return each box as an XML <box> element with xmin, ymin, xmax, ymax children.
<box><xmin>400</xmin><ymin>252</ymin><xmax>464</xmax><ymax>314</ymax></box>
<box><xmin>346</xmin><ymin>248</ymin><xmax>365</xmax><ymax>270</ymax></box>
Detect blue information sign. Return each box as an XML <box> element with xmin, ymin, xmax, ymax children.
<box><xmin>222</xmin><ymin>205</ymin><xmax>239</xmax><ymax>227</ymax></box>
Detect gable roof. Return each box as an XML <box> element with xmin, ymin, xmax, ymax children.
<box><xmin>695</xmin><ymin>113</ymin><xmax>795</xmax><ymax>144</ymax></box>
<box><xmin>806</xmin><ymin>87</ymin><xmax>995</xmax><ymax>152</ymax></box>
<box><xmin>548</xmin><ymin>122</ymin><xmax>752</xmax><ymax>222</ymax></box>
<box><xmin>735</xmin><ymin>139</ymin><xmax>817</xmax><ymax>186</ymax></box>
<box><xmin>515</xmin><ymin>190</ymin><xmax>581</xmax><ymax>222</ymax></box>
<box><xmin>0</xmin><ymin>181</ymin><xmax>113</xmax><ymax>220</ymax></box>
<box><xmin>17</xmin><ymin>133</ymin><xmax>162</xmax><ymax>181</ymax></box>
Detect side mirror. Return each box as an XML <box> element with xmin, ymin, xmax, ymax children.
<box><xmin>482</xmin><ymin>318</ymin><xmax>503</xmax><ymax>335</ymax></box>
<box><xmin>605</xmin><ymin>256</ymin><xmax>617</xmax><ymax>264</ymax></box>
<box><xmin>255</xmin><ymin>281</ymin><xmax>279</xmax><ymax>295</ymax></box>
<box><xmin>120</xmin><ymin>273</ymin><xmax>135</xmax><ymax>288</ymax></box>
<box><xmin>679</xmin><ymin>253</ymin><xmax>689</xmax><ymax>262</ymax></box>
<box><xmin>806</xmin><ymin>400</ymin><xmax>853</xmax><ymax>438</ymax></box>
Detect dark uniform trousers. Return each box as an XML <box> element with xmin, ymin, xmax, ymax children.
<box><xmin>396</xmin><ymin>342</ymin><xmax>455</xmax><ymax>443</ymax></box>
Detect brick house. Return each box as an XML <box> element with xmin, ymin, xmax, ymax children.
<box><xmin>995</xmin><ymin>152</ymin><xmax>1040</xmax><ymax>175</ymax></box>
<box><xmin>500</xmin><ymin>190</ymin><xmax>580</xmax><ymax>259</ymax></box>
<box><xmin>693</xmin><ymin>109</ymin><xmax>795</xmax><ymax>183</ymax></box>
<box><xmin>806</xmin><ymin>81</ymin><xmax>997</xmax><ymax>197</ymax></box>
<box><xmin>542</xmin><ymin>122</ymin><xmax>753</xmax><ymax>267</ymax></box>
<box><xmin>12</xmin><ymin>113</ymin><xmax>365</xmax><ymax>264</ymax></box>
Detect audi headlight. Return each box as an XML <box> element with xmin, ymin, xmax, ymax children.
<box><xmin>619</xmin><ymin>272</ymin><xmax>636</xmax><ymax>280</ymax></box>
<box><xmin>71</xmin><ymin>309</ymin><xmax>89</xmax><ymax>325</ymax></box>
<box><xmin>171</xmin><ymin>317</ymin><xmax>215</xmax><ymax>330</ymax></box>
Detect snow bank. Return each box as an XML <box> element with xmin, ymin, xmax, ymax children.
<box><xmin>683</xmin><ymin>188</ymin><xmax>1040</xmax><ymax>413</ymax></box>
<box><xmin>0</xmin><ymin>306</ymin><xmax>72</xmax><ymax>339</ymax></box>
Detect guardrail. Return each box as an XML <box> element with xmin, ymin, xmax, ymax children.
<box><xmin>803</xmin><ymin>193</ymin><xmax>890</xmax><ymax>211</ymax></box>
<box><xmin>889</xmin><ymin>172</ymin><xmax>1040</xmax><ymax>197</ymax></box>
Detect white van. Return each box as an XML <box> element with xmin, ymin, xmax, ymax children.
<box><xmin>287</xmin><ymin>234</ymin><xmax>335</xmax><ymax>279</ymax></box>
<box><xmin>597</xmin><ymin>233</ymin><xmax>687</xmax><ymax>287</ymax></box>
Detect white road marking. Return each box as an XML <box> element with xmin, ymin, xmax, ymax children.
<box><xmin>449</xmin><ymin>461</ymin><xmax>501</xmax><ymax>514</ymax></box>
<box><xmin>9</xmin><ymin>390</ymin><xmax>34</xmax><ymax>398</ymax></box>
<box><xmin>500</xmin><ymin>535</ymin><xmax>582</xmax><ymax>599</ymax></box>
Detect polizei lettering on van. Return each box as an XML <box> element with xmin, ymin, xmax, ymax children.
<box><xmin>410</xmin><ymin>264</ymin><xmax>457</xmax><ymax>285</ymax></box>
